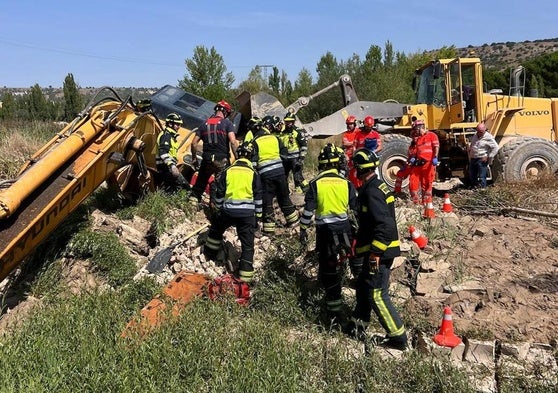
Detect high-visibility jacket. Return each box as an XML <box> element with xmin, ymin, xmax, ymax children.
<box><xmin>212</xmin><ymin>158</ymin><xmax>262</xmax><ymax>218</ymax></box>
<box><xmin>354</xmin><ymin>128</ymin><xmax>382</xmax><ymax>152</ymax></box>
<box><xmin>415</xmin><ymin>131</ymin><xmax>439</xmax><ymax>162</ymax></box>
<box><xmin>278</xmin><ymin>127</ymin><xmax>308</xmax><ymax>160</ymax></box>
<box><xmin>251</xmin><ymin>133</ymin><xmax>287</xmax><ymax>178</ymax></box>
<box><xmin>342</xmin><ymin>129</ymin><xmax>357</xmax><ymax>161</ymax></box>
<box><xmin>300</xmin><ymin>168</ymin><xmax>358</xmax><ymax>232</ymax></box>
<box><xmin>354</xmin><ymin>174</ymin><xmax>401</xmax><ymax>259</ymax></box>
<box><xmin>156</xmin><ymin>126</ymin><xmax>179</xmax><ymax>168</ymax></box>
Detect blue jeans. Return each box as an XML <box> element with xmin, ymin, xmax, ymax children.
<box><xmin>469</xmin><ymin>158</ymin><xmax>488</xmax><ymax>188</ymax></box>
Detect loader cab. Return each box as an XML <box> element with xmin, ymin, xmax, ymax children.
<box><xmin>413</xmin><ymin>58</ymin><xmax>483</xmax><ymax>130</ymax></box>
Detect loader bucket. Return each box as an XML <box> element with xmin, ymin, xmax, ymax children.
<box><xmin>237</xmin><ymin>91</ymin><xmax>289</xmax><ymax>123</ymax></box>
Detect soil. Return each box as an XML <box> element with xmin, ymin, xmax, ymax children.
<box><xmin>1</xmin><ymin>188</ymin><xmax>557</xmax><ymax>348</ymax></box>
<box><xmin>404</xmin><ymin>212</ymin><xmax>558</xmax><ymax>345</ymax></box>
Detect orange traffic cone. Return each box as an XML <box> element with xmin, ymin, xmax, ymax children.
<box><xmin>442</xmin><ymin>193</ymin><xmax>453</xmax><ymax>213</ymax></box>
<box><xmin>433</xmin><ymin>306</ymin><xmax>462</xmax><ymax>348</ymax></box>
<box><xmin>409</xmin><ymin>225</ymin><xmax>428</xmax><ymax>249</ymax></box>
<box><xmin>423</xmin><ymin>201</ymin><xmax>436</xmax><ymax>218</ymax></box>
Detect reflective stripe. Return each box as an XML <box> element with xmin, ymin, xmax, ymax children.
<box><xmin>223</xmin><ymin>200</ymin><xmax>256</xmax><ymax>210</ymax></box>
<box><xmin>326</xmin><ymin>298</ymin><xmax>343</xmax><ymax>312</ymax></box>
<box><xmin>315</xmin><ymin>213</ymin><xmax>348</xmax><ymax>226</ymax></box>
<box><xmin>355</xmin><ymin>240</ymin><xmax>400</xmax><ymax>254</ymax></box>
<box><xmin>239</xmin><ymin>269</ymin><xmax>254</xmax><ymax>283</ymax></box>
<box><xmin>285</xmin><ymin>211</ymin><xmax>299</xmax><ymax>225</ymax></box>
<box><xmin>258</xmin><ymin>159</ymin><xmax>283</xmax><ymax>174</ymax></box>
<box><xmin>372</xmin><ymin>288</ymin><xmax>405</xmax><ymax>337</ymax></box>
<box><xmin>205</xmin><ymin>236</ymin><xmax>221</xmax><ymax>251</ymax></box>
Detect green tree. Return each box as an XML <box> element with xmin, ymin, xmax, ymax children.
<box><xmin>0</xmin><ymin>92</ymin><xmax>16</xmax><ymax>120</ymax></box>
<box><xmin>179</xmin><ymin>46</ymin><xmax>235</xmax><ymax>102</ymax></box>
<box><xmin>292</xmin><ymin>69</ymin><xmax>314</xmax><ymax>122</ymax></box>
<box><xmin>268</xmin><ymin>67</ymin><xmax>281</xmax><ymax>96</ymax></box>
<box><xmin>63</xmin><ymin>73</ymin><xmax>83</xmax><ymax>121</ymax></box>
<box><xmin>236</xmin><ymin>66</ymin><xmax>269</xmax><ymax>94</ymax></box>
<box><xmin>27</xmin><ymin>84</ymin><xmax>49</xmax><ymax>121</ymax></box>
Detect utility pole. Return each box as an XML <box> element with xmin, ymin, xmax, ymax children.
<box><xmin>256</xmin><ymin>64</ymin><xmax>274</xmax><ymax>80</ymax></box>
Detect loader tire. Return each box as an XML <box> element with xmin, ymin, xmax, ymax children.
<box><xmin>378</xmin><ymin>134</ymin><xmax>412</xmax><ymax>190</ymax></box>
<box><xmin>492</xmin><ymin>137</ymin><xmax>558</xmax><ymax>182</ymax></box>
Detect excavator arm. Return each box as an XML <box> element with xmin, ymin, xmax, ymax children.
<box><xmin>0</xmin><ymin>88</ymin><xmax>195</xmax><ymax>282</ymax></box>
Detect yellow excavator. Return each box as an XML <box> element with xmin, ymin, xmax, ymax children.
<box><xmin>242</xmin><ymin>57</ymin><xmax>558</xmax><ymax>189</ymax></box>
<box><xmin>0</xmin><ymin>86</ymin><xmax>236</xmax><ymax>283</ymax></box>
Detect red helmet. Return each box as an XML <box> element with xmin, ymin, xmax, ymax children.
<box><xmin>363</xmin><ymin>115</ymin><xmax>374</xmax><ymax>127</ymax></box>
<box><xmin>215</xmin><ymin>100</ymin><xmax>232</xmax><ymax>116</ymax></box>
<box><xmin>412</xmin><ymin>119</ymin><xmax>425</xmax><ymax>129</ymax></box>
<box><xmin>346</xmin><ymin>115</ymin><xmax>357</xmax><ymax>125</ymax></box>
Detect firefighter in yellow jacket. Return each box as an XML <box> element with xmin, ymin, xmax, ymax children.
<box><xmin>204</xmin><ymin>142</ymin><xmax>263</xmax><ymax>283</ymax></box>
<box><xmin>344</xmin><ymin>148</ymin><xmax>408</xmax><ymax>350</ymax></box>
<box><xmin>300</xmin><ymin>143</ymin><xmax>358</xmax><ymax>324</ymax></box>
<box><xmin>280</xmin><ymin>113</ymin><xmax>309</xmax><ymax>192</ymax></box>
<box><xmin>250</xmin><ymin>118</ymin><xmax>299</xmax><ymax>234</ymax></box>
<box><xmin>155</xmin><ymin>113</ymin><xmax>189</xmax><ymax>192</ymax></box>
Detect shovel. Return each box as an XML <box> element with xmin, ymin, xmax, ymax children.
<box><xmin>146</xmin><ymin>223</ymin><xmax>210</xmax><ymax>273</ymax></box>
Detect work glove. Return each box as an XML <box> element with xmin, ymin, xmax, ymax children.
<box><xmin>431</xmin><ymin>157</ymin><xmax>439</xmax><ymax>166</ymax></box>
<box><xmin>364</xmin><ymin>138</ymin><xmax>378</xmax><ymax>151</ymax></box>
<box><xmin>294</xmin><ymin>157</ymin><xmax>304</xmax><ymax>169</ymax></box>
<box><xmin>190</xmin><ymin>157</ymin><xmax>200</xmax><ymax>170</ymax></box>
<box><xmin>409</xmin><ymin>157</ymin><xmax>416</xmax><ymax>165</ymax></box>
<box><xmin>170</xmin><ymin>165</ymin><xmax>181</xmax><ymax>178</ymax></box>
<box><xmin>299</xmin><ymin>229</ymin><xmax>308</xmax><ymax>246</ymax></box>
<box><xmin>369</xmin><ymin>253</ymin><xmax>381</xmax><ymax>274</ymax></box>
<box><xmin>176</xmin><ymin>174</ymin><xmax>189</xmax><ymax>188</ymax></box>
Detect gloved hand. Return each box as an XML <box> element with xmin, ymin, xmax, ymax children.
<box><xmin>176</xmin><ymin>174</ymin><xmax>189</xmax><ymax>188</ymax></box>
<box><xmin>299</xmin><ymin>229</ymin><xmax>308</xmax><ymax>245</ymax></box>
<box><xmin>364</xmin><ymin>138</ymin><xmax>378</xmax><ymax>151</ymax></box>
<box><xmin>190</xmin><ymin>157</ymin><xmax>200</xmax><ymax>170</ymax></box>
<box><xmin>432</xmin><ymin>157</ymin><xmax>439</xmax><ymax>166</ymax></box>
<box><xmin>170</xmin><ymin>165</ymin><xmax>181</xmax><ymax>178</ymax></box>
<box><xmin>369</xmin><ymin>253</ymin><xmax>381</xmax><ymax>273</ymax></box>
<box><xmin>294</xmin><ymin>157</ymin><xmax>304</xmax><ymax>169</ymax></box>
<box><xmin>409</xmin><ymin>157</ymin><xmax>416</xmax><ymax>165</ymax></box>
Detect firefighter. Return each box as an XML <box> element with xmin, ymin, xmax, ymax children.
<box><xmin>279</xmin><ymin>113</ymin><xmax>309</xmax><ymax>193</ymax></box>
<box><xmin>189</xmin><ymin>100</ymin><xmax>238</xmax><ymax>203</ymax></box>
<box><xmin>204</xmin><ymin>141</ymin><xmax>263</xmax><ymax>283</ymax></box>
<box><xmin>352</xmin><ymin>115</ymin><xmax>382</xmax><ymax>188</ymax></box>
<box><xmin>262</xmin><ymin>115</ymin><xmax>282</xmax><ymax>135</ymax></box>
<box><xmin>155</xmin><ymin>113</ymin><xmax>189</xmax><ymax>192</ymax></box>
<box><xmin>250</xmin><ymin>118</ymin><xmax>299</xmax><ymax>234</ymax></box>
<box><xmin>299</xmin><ymin>143</ymin><xmax>358</xmax><ymax>324</ymax></box>
<box><xmin>410</xmin><ymin>119</ymin><xmax>439</xmax><ymax>205</ymax></box>
<box><xmin>342</xmin><ymin>115</ymin><xmax>359</xmax><ymax>185</ymax></box>
<box><xmin>344</xmin><ymin>148</ymin><xmax>408</xmax><ymax>350</ymax></box>
<box><xmin>243</xmin><ymin>116</ymin><xmax>261</xmax><ymax>143</ymax></box>
<box><xmin>393</xmin><ymin>126</ymin><xmax>420</xmax><ymax>197</ymax></box>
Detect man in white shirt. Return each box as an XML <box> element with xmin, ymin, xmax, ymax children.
<box><xmin>468</xmin><ymin>122</ymin><xmax>500</xmax><ymax>188</ymax></box>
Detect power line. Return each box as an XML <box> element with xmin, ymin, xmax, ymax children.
<box><xmin>0</xmin><ymin>38</ymin><xmax>183</xmax><ymax>68</ymax></box>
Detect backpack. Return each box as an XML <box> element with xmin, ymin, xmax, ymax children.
<box><xmin>207</xmin><ymin>274</ymin><xmax>251</xmax><ymax>305</ymax></box>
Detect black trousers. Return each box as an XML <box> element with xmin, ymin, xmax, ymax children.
<box><xmin>261</xmin><ymin>174</ymin><xmax>297</xmax><ymax>226</ymax></box>
<box><xmin>316</xmin><ymin>225</ymin><xmax>352</xmax><ymax>313</ymax></box>
<box><xmin>353</xmin><ymin>258</ymin><xmax>406</xmax><ymax>338</ymax></box>
<box><xmin>283</xmin><ymin>158</ymin><xmax>305</xmax><ymax>188</ymax></box>
<box><xmin>191</xmin><ymin>155</ymin><xmax>228</xmax><ymax>200</ymax></box>
<box><xmin>206</xmin><ymin>213</ymin><xmax>256</xmax><ymax>273</ymax></box>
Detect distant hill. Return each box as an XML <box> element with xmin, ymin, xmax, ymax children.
<box><xmin>2</xmin><ymin>38</ymin><xmax>557</xmax><ymax>97</ymax></box>
<box><xmin>453</xmin><ymin>37</ymin><xmax>558</xmax><ymax>70</ymax></box>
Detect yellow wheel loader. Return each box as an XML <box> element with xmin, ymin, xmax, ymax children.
<box><xmin>241</xmin><ymin>57</ymin><xmax>558</xmax><ymax>190</ymax></box>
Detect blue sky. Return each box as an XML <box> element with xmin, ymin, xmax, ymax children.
<box><xmin>1</xmin><ymin>0</ymin><xmax>557</xmax><ymax>88</ymax></box>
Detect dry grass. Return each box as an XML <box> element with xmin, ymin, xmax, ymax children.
<box><xmin>0</xmin><ymin>122</ymin><xmax>56</xmax><ymax>179</ymax></box>
<box><xmin>451</xmin><ymin>176</ymin><xmax>558</xmax><ymax>225</ymax></box>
